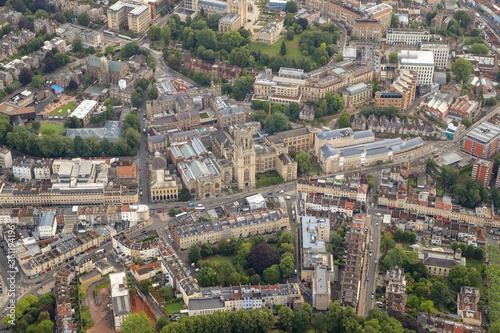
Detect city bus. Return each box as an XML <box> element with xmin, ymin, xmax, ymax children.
<box><xmin>103</xmin><ymin>30</ymin><xmax>115</xmax><ymax>36</ymax></box>
<box><xmin>194</xmin><ymin>206</ymin><xmax>206</xmax><ymax>212</ymax></box>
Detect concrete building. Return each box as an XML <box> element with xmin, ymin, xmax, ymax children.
<box><xmin>128</xmin><ymin>5</ymin><xmax>152</xmax><ymax>34</ymax></box>
<box><xmin>385</xmin><ymin>267</ymin><xmax>407</xmax><ymax>313</ymax></box>
<box><xmin>425</xmin><ymin>93</ymin><xmax>451</xmax><ymax>120</ymax></box>
<box><xmin>314</xmin><ymin>127</ymin><xmax>375</xmax><ymax>153</ymax></box>
<box><xmin>130</xmin><ymin>262</ymin><xmax>162</xmax><ymax>282</ymax></box>
<box><xmin>343</xmin><ymin>82</ymin><xmax>372</xmax><ymax>108</ymax></box>
<box><xmin>218</xmin><ymin>0</ymin><xmax>247</xmax><ymax>32</ymax></box>
<box><xmin>398</xmin><ymin>50</ymin><xmax>435</xmax><ymax>85</ymax></box>
<box><xmin>386</xmin><ymin>29</ymin><xmax>431</xmax><ymax>45</ymax></box>
<box><xmin>174</xmin><ymin>209</ymin><xmax>289</xmax><ymax>250</ymax></box>
<box><xmin>38</xmin><ymin>211</ymin><xmax>57</xmax><ymax>239</ymax></box>
<box><xmin>187</xmin><ymin>284</ymin><xmax>303</xmax><ymax>316</ymax></box>
<box><xmin>353</xmin><ymin>19</ymin><xmax>382</xmax><ymax>41</ymax></box>
<box><xmin>462</xmin><ymin>117</ymin><xmax>500</xmax><ymax>159</ymax></box>
<box><xmin>109</xmin><ymin>272</ymin><xmax>131</xmax><ymax>331</ymax></box>
<box><xmin>107</xmin><ymin>1</ymin><xmax>153</xmax><ymax>34</ymax></box>
<box><xmin>420</xmin><ymin>42</ymin><xmax>450</xmax><ymax>68</ymax></box>
<box><xmin>265</xmin><ymin>127</ymin><xmax>314</xmax><ymax>153</ymax></box>
<box><xmin>471</xmin><ymin>159</ymin><xmax>493</xmax><ymax>187</ymax></box>
<box><xmin>0</xmin><ymin>148</ymin><xmax>12</xmax><ymax>169</ymax></box>
<box><xmin>33</xmin><ymin>159</ymin><xmax>53</xmax><ymax>180</ymax></box>
<box><xmin>318</xmin><ymin>137</ymin><xmax>424</xmax><ymax>173</ymax></box>
<box><xmin>417</xmin><ymin>246</ymin><xmax>466</xmax><ymax>277</ymax></box>
<box><xmin>375</xmin><ymin>70</ymin><xmax>418</xmax><ymax>111</ymax></box>
<box><xmin>457</xmin><ymin>287</ymin><xmax>481</xmax><ymax>326</ymax></box>
<box><xmin>150</xmin><ymin>169</ymin><xmax>179</xmax><ymax>203</ymax></box>
<box><xmin>121</xmin><ymin>205</ymin><xmax>150</xmax><ymax>228</ymax></box>
<box><xmin>13</xmin><ymin>158</ymin><xmax>33</xmax><ymax>180</ymax></box>
<box><xmin>69</xmin><ymin>100</ymin><xmax>98</xmax><ymax>126</ymax></box>
<box><xmin>0</xmin><ymin>102</ymin><xmax>36</xmax><ymax>121</ymax></box>
<box><xmin>256</xmin><ymin>17</ymin><xmax>284</xmax><ymax>44</ymax></box>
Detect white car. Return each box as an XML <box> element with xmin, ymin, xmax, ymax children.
<box><xmin>375</xmin><ymin>213</ymin><xmax>381</xmax><ymax>216</ymax></box>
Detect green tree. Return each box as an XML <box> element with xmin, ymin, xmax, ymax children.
<box><xmin>448</xmin><ymin>266</ymin><xmax>470</xmax><ymax>291</ymax></box>
<box><xmin>462</xmin><ymin>118</ymin><xmax>473</xmax><ymax>127</ymax></box>
<box><xmin>485</xmin><ymin>97</ymin><xmax>498</xmax><ymax>106</ymax></box>
<box><xmin>178</xmin><ymin>188</ymin><xmax>192</xmax><ymax>201</ymax></box>
<box><xmin>286</xmin><ymin>30</ymin><xmax>295</xmax><ymax>40</ymax></box>
<box><xmin>337</xmin><ymin>112</ymin><xmax>351</xmax><ymax>128</ymax></box>
<box><xmin>389</xmin><ymin>52</ymin><xmax>398</xmax><ymax>63</ymax></box>
<box><xmin>469</xmin><ymin>43</ymin><xmax>490</xmax><ymax>55</ymax></box>
<box><xmin>277</xmin><ymin>306</ymin><xmax>294</xmax><ymax>332</ymax></box>
<box><xmin>279</xmin><ymin>253</ymin><xmax>295</xmax><ymax>278</ymax></box>
<box><xmin>200</xmin><ymin>242</ymin><xmax>213</xmax><ymax>257</ymax></box>
<box><xmin>231</xmin><ymin>76</ymin><xmax>254</xmax><ymax>100</ymax></box>
<box><xmin>37</xmin><ymin>320</ymin><xmax>54</xmax><ymax>333</ymax></box>
<box><xmin>77</xmin><ymin>12</ymin><xmax>91</xmax><ymax>26</ymax></box>
<box><xmin>263</xmin><ymin>264</ymin><xmax>281</xmax><ymax>284</ymax></box>
<box><xmin>30</xmin><ymin>74</ymin><xmax>44</xmax><ymax>88</ymax></box>
<box><xmin>264</xmin><ymin>111</ymin><xmax>290</xmax><ymax>134</ymax></box>
<box><xmin>147</xmin><ymin>25</ymin><xmax>162</xmax><ymax>41</ymax></box>
<box><xmin>420</xmin><ymin>300</ymin><xmax>436</xmax><ymax>314</ymax></box>
<box><xmin>391</xmin><ymin>13</ymin><xmax>400</xmax><ymax>28</ymax></box>
<box><xmin>188</xmin><ymin>245</ymin><xmax>201</xmax><ymax>263</ymax></box>
<box><xmin>285</xmin><ymin>0</ymin><xmax>298</xmax><ymax>13</ymax></box>
<box><xmin>72</xmin><ymin>37</ymin><xmax>83</xmax><ymax>52</ymax></box>
<box><xmin>380</xmin><ymin>232</ymin><xmax>396</xmax><ymax>253</ymax></box>
<box><xmin>429</xmin><ymin>281</ymin><xmax>453</xmax><ymax>310</ymax></box>
<box><xmin>382</xmin><ymin>247</ymin><xmax>407</xmax><ymax>268</ymax></box>
<box><xmin>147</xmin><ymin>85</ymin><xmax>158</xmax><ymax>100</ymax></box>
<box><xmin>121</xmin><ymin>312</ymin><xmax>155</xmax><ymax>333</ymax></box>
<box><xmin>295</xmin><ymin>151</ymin><xmax>312</xmax><ymax>174</ymax></box>
<box><xmin>31</xmin><ymin>121</ymin><xmax>41</xmax><ymax>131</ymax></box>
<box><xmin>121</xmin><ymin>41</ymin><xmax>140</xmax><ymax>58</ymax></box>
<box><xmin>280</xmin><ymin>41</ymin><xmax>287</xmax><ymax>56</ymax></box>
<box><xmin>248</xmin><ymin>242</ymin><xmax>279</xmax><ymax>274</ymax></box>
<box><xmin>105</xmin><ymin>45</ymin><xmax>115</xmax><ymax>55</ymax></box>
<box><xmin>53</xmin><ymin>52</ymin><xmax>70</xmax><ymax>67</ymax></box>
<box><xmin>452</xmin><ymin>57</ymin><xmax>473</xmax><ymax>82</ymax></box>
<box><xmin>335</xmin><ymin>54</ymin><xmax>343</xmax><ymax>62</ymax></box>
<box><xmin>453</xmin><ymin>10</ymin><xmax>472</xmax><ymax>29</ymax></box>
<box><xmin>19</xmin><ymin>67</ymin><xmax>34</xmax><ymax>85</ymax></box>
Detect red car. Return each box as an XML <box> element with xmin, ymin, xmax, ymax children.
<box><xmin>139</xmin><ymin>166</ymin><xmax>142</xmax><ymax>171</ymax></box>
<box><xmin>158</xmin><ymin>210</ymin><xmax>163</xmax><ymax>213</ymax></box>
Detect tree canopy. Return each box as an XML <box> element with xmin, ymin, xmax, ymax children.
<box><xmin>452</xmin><ymin>58</ymin><xmax>473</xmax><ymax>82</ymax></box>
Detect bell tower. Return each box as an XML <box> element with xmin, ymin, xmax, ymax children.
<box><xmin>233</xmin><ymin>129</ymin><xmax>256</xmax><ymax>189</ymax></box>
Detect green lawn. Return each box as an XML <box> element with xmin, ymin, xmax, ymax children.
<box><xmin>249</xmin><ymin>37</ymin><xmax>307</xmax><ymax>62</ymax></box>
<box><xmin>39</xmin><ymin>122</ymin><xmax>65</xmax><ymax>135</ymax></box>
<box><xmin>204</xmin><ymin>255</ymin><xmax>235</xmax><ymax>267</ymax></box>
<box><xmin>94</xmin><ymin>280</ymin><xmax>110</xmax><ymax>293</ymax></box>
<box><xmin>460</xmin><ymin>164</ymin><xmax>473</xmax><ymax>178</ymax></box>
<box><xmin>165</xmin><ymin>300</ymin><xmax>184</xmax><ymax>314</ymax></box>
<box><xmin>199</xmin><ymin>112</ymin><xmax>210</xmax><ymax>119</ymax></box>
<box><xmin>49</xmin><ymin>101</ymin><xmax>76</xmax><ymax>116</ymax></box>
<box><xmin>466</xmin><ymin>259</ymin><xmax>483</xmax><ymax>272</ymax></box>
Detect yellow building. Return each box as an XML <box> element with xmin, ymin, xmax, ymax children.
<box><xmin>375</xmin><ymin>69</ymin><xmax>418</xmax><ymax>111</ymax></box>
<box><xmin>107</xmin><ymin>1</ymin><xmax>152</xmax><ymax>34</ymax></box>
<box><xmin>150</xmin><ymin>169</ymin><xmax>180</xmax><ymax>203</ymax></box>
<box><xmin>173</xmin><ymin>209</ymin><xmax>290</xmax><ymax>249</ymax></box>
<box><xmin>128</xmin><ymin>5</ymin><xmax>152</xmax><ymax>34</ymax></box>
<box><xmin>342</xmin><ymin>82</ymin><xmax>372</xmax><ymax>108</ymax></box>
<box><xmin>353</xmin><ymin>19</ymin><xmax>382</xmax><ymax>41</ymax></box>
<box><xmin>265</xmin><ymin>127</ymin><xmax>314</xmax><ymax>152</ymax></box>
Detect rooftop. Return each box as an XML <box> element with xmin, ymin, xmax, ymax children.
<box><xmin>398</xmin><ymin>50</ymin><xmax>435</xmax><ymax>66</ymax></box>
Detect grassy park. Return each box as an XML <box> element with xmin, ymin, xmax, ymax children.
<box><xmin>49</xmin><ymin>101</ymin><xmax>76</xmax><ymax>116</ymax></box>
<box><xmin>249</xmin><ymin>37</ymin><xmax>307</xmax><ymax>62</ymax></box>
<box><xmin>39</xmin><ymin>122</ymin><xmax>65</xmax><ymax>135</ymax></box>
<box><xmin>165</xmin><ymin>299</ymin><xmax>185</xmax><ymax>314</ymax></box>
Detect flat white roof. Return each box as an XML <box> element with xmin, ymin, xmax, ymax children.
<box><xmin>130</xmin><ymin>5</ymin><xmax>149</xmax><ymax>15</ymax></box>
<box><xmin>246</xmin><ymin>193</ymin><xmax>265</xmax><ymax>204</ymax></box>
<box><xmin>398</xmin><ymin>50</ymin><xmax>434</xmax><ymax>66</ymax></box>
<box><xmin>110</xmin><ymin>272</ymin><xmax>128</xmax><ymax>297</ymax></box>
<box><xmin>70</xmin><ymin>100</ymin><xmax>98</xmax><ymax>120</ymax></box>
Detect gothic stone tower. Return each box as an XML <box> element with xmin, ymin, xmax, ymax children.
<box><xmin>228</xmin><ymin>0</ymin><xmax>247</xmax><ymax>28</ymax></box>
<box><xmin>233</xmin><ymin>129</ymin><xmax>256</xmax><ymax>189</ymax></box>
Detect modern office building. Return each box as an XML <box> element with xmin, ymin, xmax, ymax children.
<box><xmin>462</xmin><ymin>117</ymin><xmax>500</xmax><ymax>158</ymax></box>
<box><xmin>420</xmin><ymin>42</ymin><xmax>450</xmax><ymax>68</ymax></box>
<box><xmin>342</xmin><ymin>83</ymin><xmax>373</xmax><ymax>108</ymax></box>
<box><xmin>471</xmin><ymin>159</ymin><xmax>493</xmax><ymax>187</ymax></box>
<box><xmin>69</xmin><ymin>100</ymin><xmax>98</xmax><ymax>126</ymax></box>
<box><xmin>386</xmin><ymin>29</ymin><xmax>431</xmax><ymax>45</ymax></box>
<box><xmin>0</xmin><ymin>148</ymin><xmax>12</xmax><ymax>169</ymax></box>
<box><xmin>107</xmin><ymin>1</ymin><xmax>153</xmax><ymax>34</ymax></box>
<box><xmin>398</xmin><ymin>50</ymin><xmax>435</xmax><ymax>85</ymax></box>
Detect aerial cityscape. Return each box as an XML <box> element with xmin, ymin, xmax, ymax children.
<box><xmin>0</xmin><ymin>0</ymin><xmax>499</xmax><ymax>332</ymax></box>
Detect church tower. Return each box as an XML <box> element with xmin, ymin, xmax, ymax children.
<box><xmin>99</xmin><ymin>57</ymin><xmax>109</xmax><ymax>85</ymax></box>
<box><xmin>233</xmin><ymin>129</ymin><xmax>256</xmax><ymax>189</ymax></box>
<box><xmin>228</xmin><ymin>0</ymin><xmax>247</xmax><ymax>28</ymax></box>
